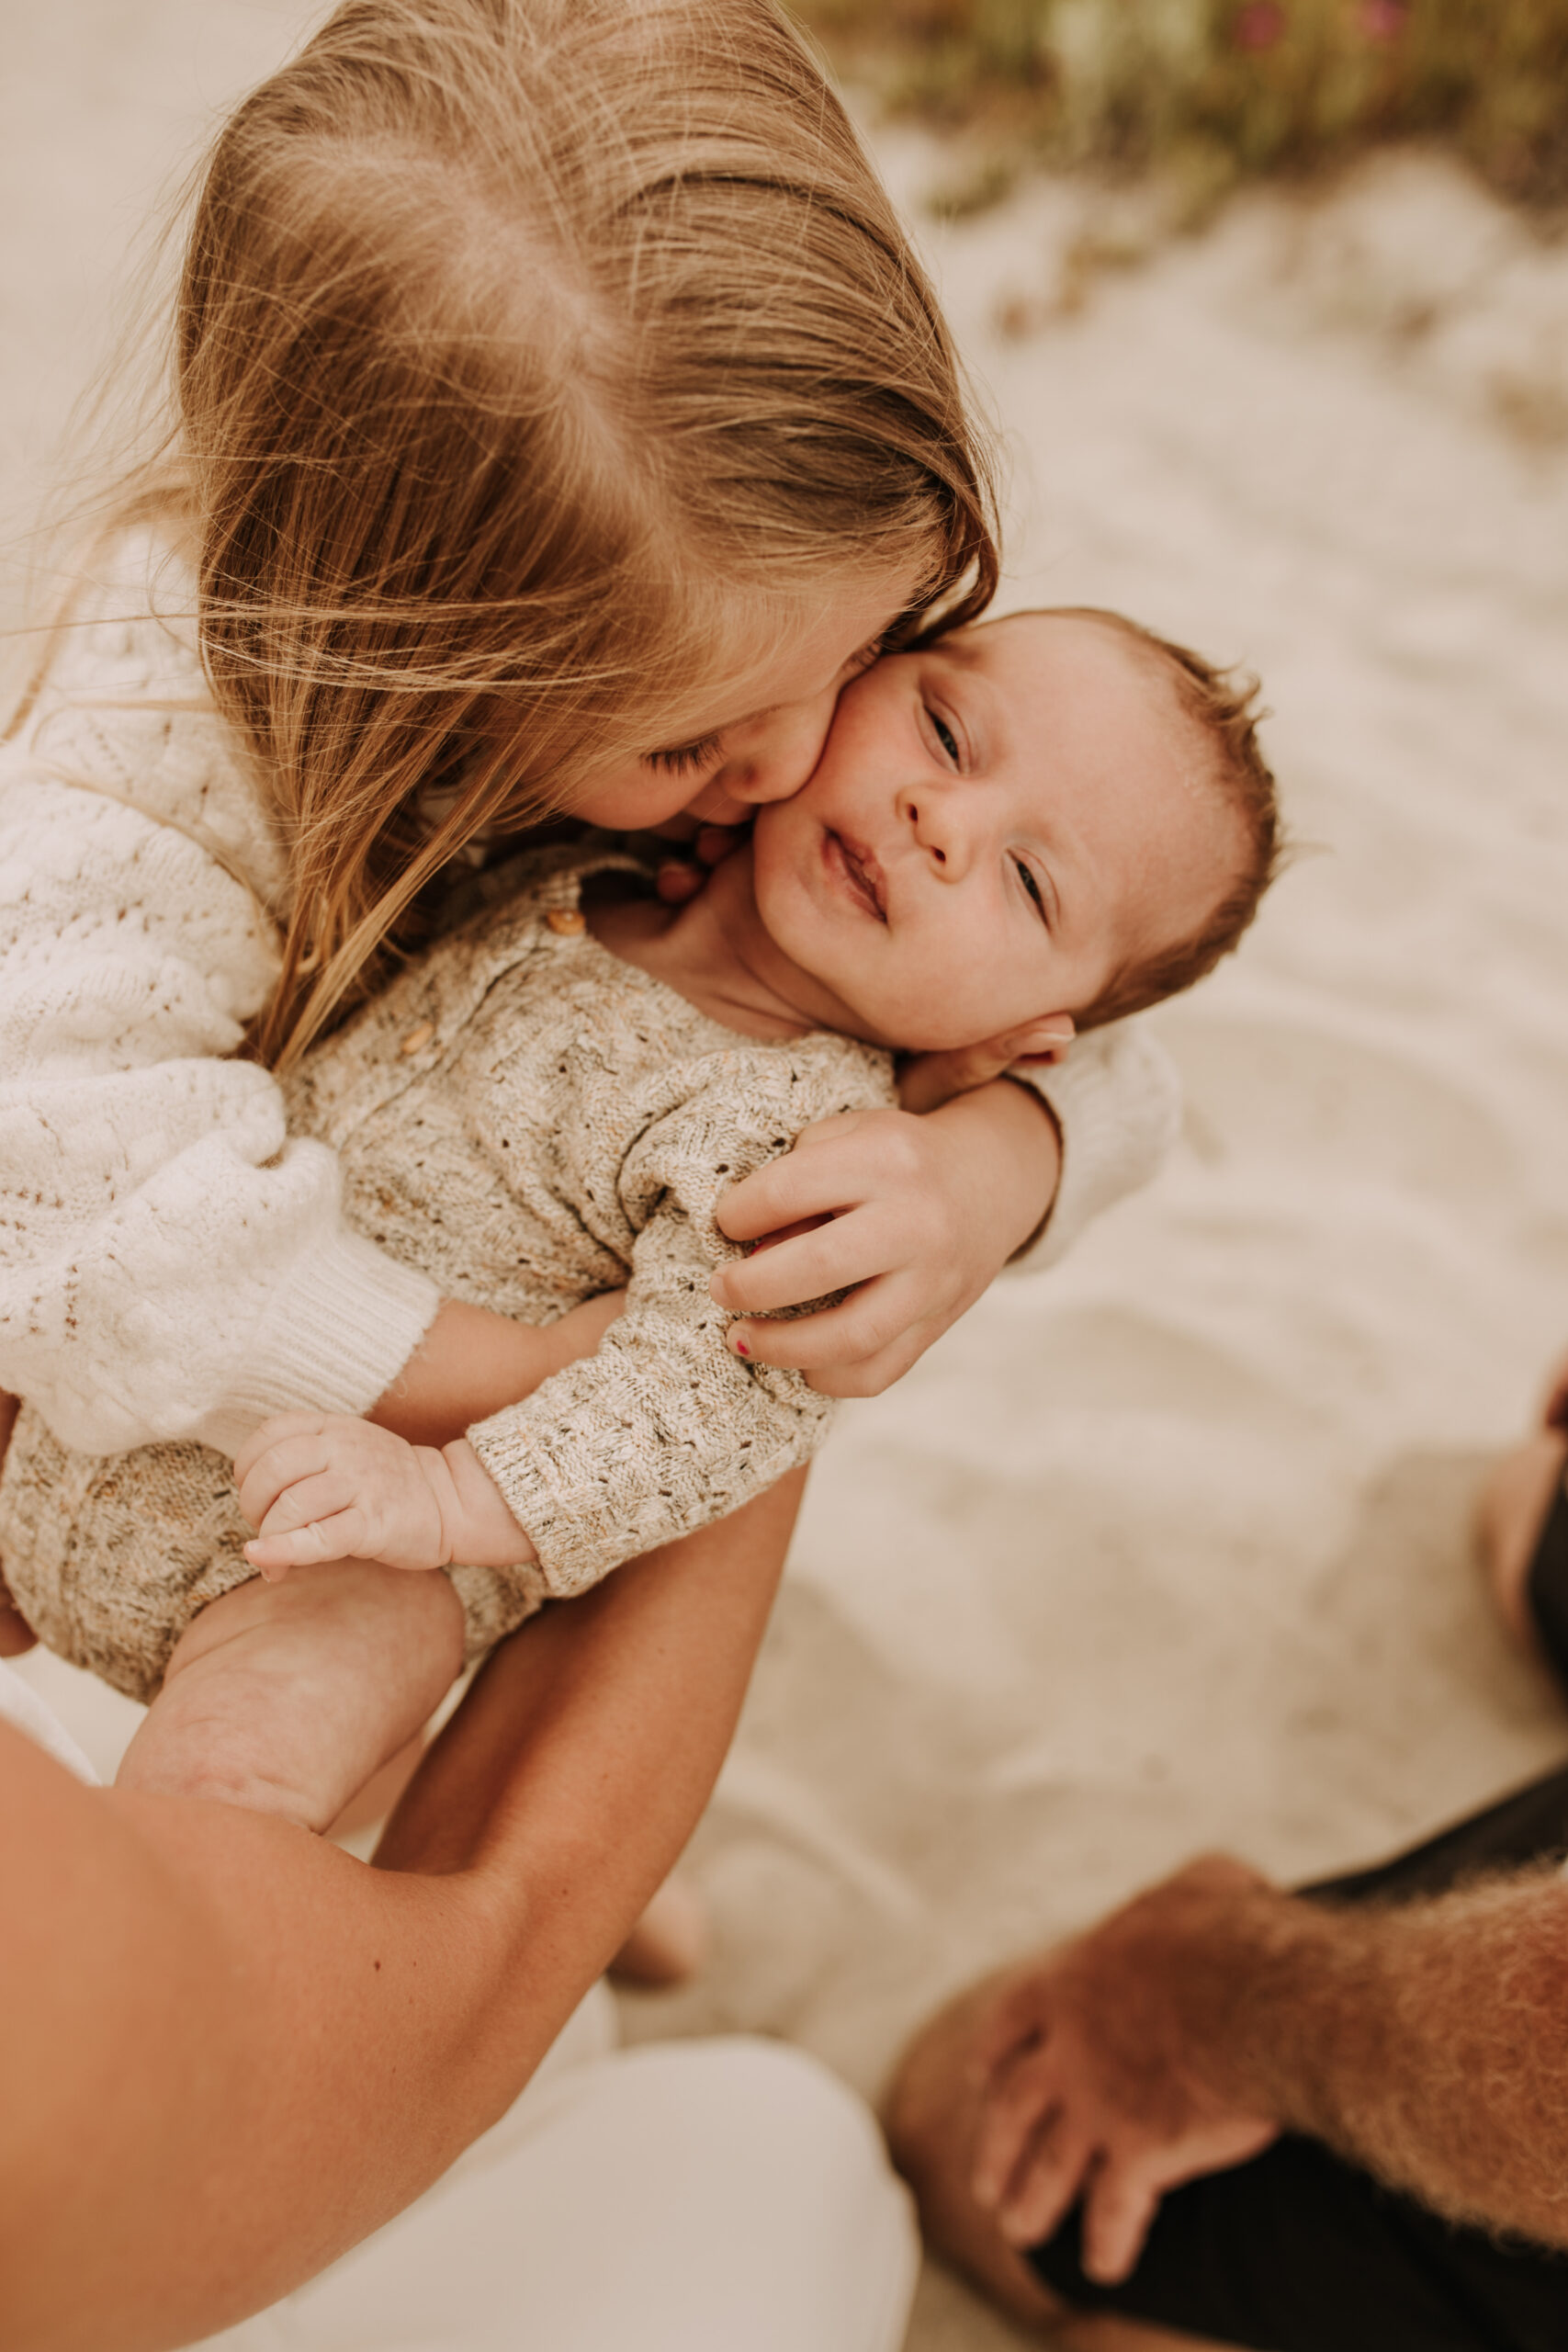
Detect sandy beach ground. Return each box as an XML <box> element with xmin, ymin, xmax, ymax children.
<box><xmin>7</xmin><ymin>11</ymin><xmax>1568</xmax><ymax>2347</ymax></box>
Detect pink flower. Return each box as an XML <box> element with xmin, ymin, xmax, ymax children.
<box><xmin>1356</xmin><ymin>0</ymin><xmax>1407</xmax><ymax>40</ymax></box>
<box><xmin>1234</xmin><ymin>3</ymin><xmax>1287</xmax><ymax>51</ymax></box>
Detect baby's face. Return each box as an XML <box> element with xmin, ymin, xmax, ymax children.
<box><xmin>750</xmin><ymin>613</ymin><xmax>1243</xmax><ymax>1053</ymax></box>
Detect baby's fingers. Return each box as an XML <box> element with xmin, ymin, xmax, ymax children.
<box><xmin>233</xmin><ymin>1412</ymin><xmax>330</xmax><ymax>1487</ymax></box>
<box><xmin>243</xmin><ymin>1509</ymin><xmax>369</xmax><ymax>1583</ymax></box>
<box><xmin>236</xmin><ymin>1435</ymin><xmax>337</xmax><ymax>1533</ymax></box>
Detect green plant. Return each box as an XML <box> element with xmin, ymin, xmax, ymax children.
<box><xmin>792</xmin><ymin>0</ymin><xmax>1568</xmax><ymax>211</ymax></box>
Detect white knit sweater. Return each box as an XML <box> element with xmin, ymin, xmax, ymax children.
<box><xmin>0</xmin><ymin>534</ymin><xmax>1180</xmax><ymax>1459</ymax></box>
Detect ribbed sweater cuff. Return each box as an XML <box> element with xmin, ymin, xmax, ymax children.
<box><xmin>197</xmin><ymin>1228</ymin><xmax>442</xmax><ymax>1456</ymax></box>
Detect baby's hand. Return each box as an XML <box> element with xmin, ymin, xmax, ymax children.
<box><xmin>235</xmin><ymin>1414</ymin><xmax>535</xmax><ymax>1579</ymax></box>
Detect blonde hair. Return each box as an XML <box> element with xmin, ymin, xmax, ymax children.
<box><xmin>101</xmin><ymin>0</ymin><xmax>998</xmax><ymax>1067</ymax></box>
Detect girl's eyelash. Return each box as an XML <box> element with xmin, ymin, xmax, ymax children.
<box><xmin>645</xmin><ymin>732</ymin><xmax>725</xmax><ymax>776</ymax></box>
<box><xmin>930</xmin><ymin>710</ymin><xmax>960</xmax><ymax>763</ymax></box>
<box><xmin>1014</xmin><ymin>856</ymin><xmax>1049</xmax><ymax>926</ymax></box>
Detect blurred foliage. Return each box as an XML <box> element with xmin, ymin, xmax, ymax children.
<box><xmin>792</xmin><ymin>1</ymin><xmax>1568</xmax><ymax>214</ymax></box>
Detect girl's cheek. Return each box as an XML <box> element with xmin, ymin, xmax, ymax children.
<box><xmin>705</xmin><ymin>701</ymin><xmax>839</xmax><ymax>813</ymax></box>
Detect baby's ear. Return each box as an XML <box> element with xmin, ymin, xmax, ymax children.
<box><xmin>1008</xmin><ymin>1016</ymin><xmax>1075</xmax><ymax>1068</ymax></box>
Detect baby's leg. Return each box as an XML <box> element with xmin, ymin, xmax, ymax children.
<box><xmin>117</xmin><ymin>1564</ymin><xmax>465</xmax><ymax>1832</ymax></box>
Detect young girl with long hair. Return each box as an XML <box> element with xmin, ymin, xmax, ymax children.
<box><xmin>0</xmin><ymin>6</ymin><xmax>1176</xmax><ymax>2340</ymax></box>
<box><xmin>1</xmin><ymin>0</ymin><xmax>1172</xmax><ymax>1488</ymax></box>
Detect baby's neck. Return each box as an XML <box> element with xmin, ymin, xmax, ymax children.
<box><xmin>584</xmin><ymin>845</ymin><xmax>868</xmax><ymax>1046</ymax></box>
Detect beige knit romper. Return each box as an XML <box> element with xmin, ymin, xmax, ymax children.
<box><xmin>0</xmin><ymin>845</ymin><xmax>894</xmax><ymax>1702</ymax></box>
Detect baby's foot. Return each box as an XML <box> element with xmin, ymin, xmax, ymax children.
<box><xmin>609</xmin><ymin>1877</ymin><xmax>709</xmax><ymax>1989</ymax></box>
<box><xmin>1475</xmin><ymin>1430</ymin><xmax>1568</xmax><ymax>1651</ymax></box>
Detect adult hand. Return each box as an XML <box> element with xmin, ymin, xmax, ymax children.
<box><xmin>712</xmin><ymin>1080</ymin><xmax>1060</xmax><ymax>1398</ymax></box>
<box><xmin>968</xmin><ymin>1857</ymin><xmax>1280</xmax><ymax>2283</ymax></box>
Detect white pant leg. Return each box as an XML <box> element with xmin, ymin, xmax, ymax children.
<box><xmin>197</xmin><ymin>2013</ymin><xmax>917</xmax><ymax>2352</ymax></box>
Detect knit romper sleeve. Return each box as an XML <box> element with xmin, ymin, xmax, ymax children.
<box><xmin>468</xmin><ymin>1034</ymin><xmax>895</xmax><ymax>1599</ymax></box>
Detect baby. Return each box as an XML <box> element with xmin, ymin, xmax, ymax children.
<box><xmin>0</xmin><ymin>608</ymin><xmax>1278</xmax><ymax>1830</ymax></box>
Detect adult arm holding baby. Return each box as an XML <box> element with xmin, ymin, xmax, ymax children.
<box><xmin>0</xmin><ymin>16</ymin><xmax>1256</xmax><ymax>2347</ymax></box>
<box><xmin>0</xmin><ymin>1465</ymin><xmax>801</xmax><ymax>2352</ymax></box>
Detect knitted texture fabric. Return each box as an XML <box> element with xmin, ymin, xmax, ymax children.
<box><xmin>0</xmin><ymin>537</ymin><xmax>1179</xmax><ymax>1468</ymax></box>
<box><xmin>0</xmin><ymin>845</ymin><xmax>896</xmax><ymax>1698</ymax></box>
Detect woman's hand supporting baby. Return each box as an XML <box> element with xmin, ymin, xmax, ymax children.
<box><xmin>711</xmin><ymin>1077</ymin><xmax>1062</xmax><ymax>1399</ymax></box>
<box><xmin>237</xmin><ymin>1416</ymin><xmax>536</xmax><ymax>1577</ymax></box>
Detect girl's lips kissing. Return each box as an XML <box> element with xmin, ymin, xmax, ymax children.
<box><xmin>823</xmin><ymin>828</ymin><xmax>886</xmax><ymax>922</ymax></box>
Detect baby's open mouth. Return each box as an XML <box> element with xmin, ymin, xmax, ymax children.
<box><xmin>825</xmin><ymin>829</ymin><xmax>886</xmax><ymax>922</ymax></box>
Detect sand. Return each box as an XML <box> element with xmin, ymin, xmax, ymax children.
<box><xmin>7</xmin><ymin>12</ymin><xmax>1568</xmax><ymax>2347</ymax></box>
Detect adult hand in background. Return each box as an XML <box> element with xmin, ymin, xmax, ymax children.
<box><xmin>967</xmin><ymin>1857</ymin><xmax>1280</xmax><ymax>2284</ymax></box>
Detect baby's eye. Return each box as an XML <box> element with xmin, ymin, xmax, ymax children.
<box><xmin>645</xmin><ymin>731</ymin><xmax>725</xmax><ymax>777</ymax></box>
<box><xmin>1014</xmin><ymin>855</ymin><xmax>1049</xmax><ymax>927</ymax></box>
<box><xmin>929</xmin><ymin>710</ymin><xmax>960</xmax><ymax>765</ymax></box>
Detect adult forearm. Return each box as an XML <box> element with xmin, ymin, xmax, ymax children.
<box><xmin>378</xmin><ymin>1467</ymin><xmax>802</xmax><ymax>1942</ymax></box>
<box><xmin>1144</xmin><ymin>1868</ymin><xmax>1568</xmax><ymax>2246</ymax></box>
<box><xmin>0</xmin><ymin>1476</ymin><xmax>797</xmax><ymax>2352</ymax></box>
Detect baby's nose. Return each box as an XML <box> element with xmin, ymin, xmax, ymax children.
<box><xmin>902</xmin><ymin>786</ymin><xmax>965</xmax><ymax>874</ymax></box>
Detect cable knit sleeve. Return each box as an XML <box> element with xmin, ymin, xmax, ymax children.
<box><xmin>467</xmin><ymin>1038</ymin><xmax>892</xmax><ymax>1598</ymax></box>
<box><xmin>0</xmin><ymin>558</ymin><xmax>440</xmax><ymax>1457</ymax></box>
<box><xmin>1009</xmin><ymin>1017</ymin><xmax>1183</xmax><ymax>1273</ymax></box>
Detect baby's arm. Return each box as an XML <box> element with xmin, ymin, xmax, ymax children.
<box><xmin>240</xmin><ymin>1051</ymin><xmax>873</xmax><ymax>1595</ymax></box>
<box><xmin>237</xmin><ymin>1415</ymin><xmax>535</xmax><ymax>1578</ymax></box>
<box><xmin>452</xmin><ymin>1049</ymin><xmax>893</xmax><ymax>1599</ymax></box>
